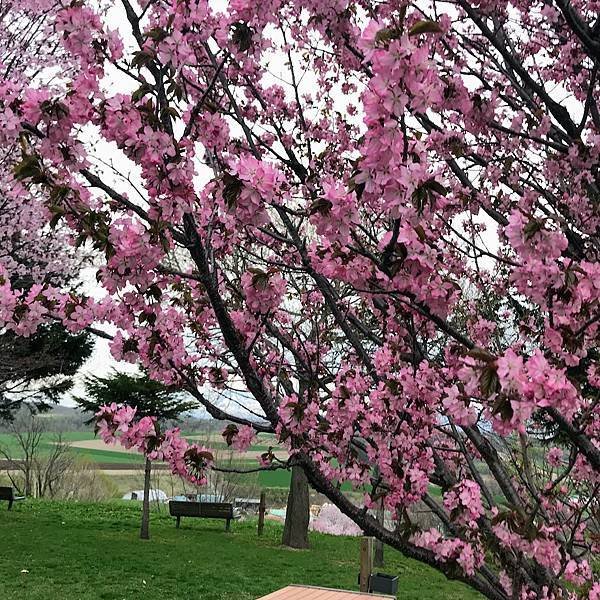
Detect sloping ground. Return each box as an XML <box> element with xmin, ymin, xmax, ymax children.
<box><xmin>0</xmin><ymin>500</ymin><xmax>482</xmax><ymax>600</ymax></box>
<box><xmin>64</xmin><ymin>439</ymin><xmax>140</xmax><ymax>453</ymax></box>
<box><xmin>0</xmin><ymin>431</ymin><xmax>287</xmax><ymax>463</ymax></box>
<box><xmin>65</xmin><ymin>437</ymin><xmax>289</xmax><ymax>461</ymax></box>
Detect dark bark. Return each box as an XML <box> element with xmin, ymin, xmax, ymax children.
<box><xmin>299</xmin><ymin>454</ymin><xmax>510</xmax><ymax>600</ymax></box>
<box><xmin>140</xmin><ymin>457</ymin><xmax>151</xmax><ymax>540</ymax></box>
<box><xmin>282</xmin><ymin>465</ymin><xmax>310</xmax><ymax>549</ymax></box>
<box><xmin>374</xmin><ymin>499</ymin><xmax>385</xmax><ymax>567</ymax></box>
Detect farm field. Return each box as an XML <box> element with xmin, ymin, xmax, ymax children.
<box><xmin>0</xmin><ymin>431</ymin><xmax>145</xmax><ymax>465</ymax></box>
<box><xmin>0</xmin><ymin>430</ymin><xmax>294</xmax><ymax>491</ymax></box>
<box><xmin>0</xmin><ymin>429</ymin><xmax>472</xmax><ymax>501</ymax></box>
<box><xmin>0</xmin><ymin>431</ymin><xmax>283</xmax><ymax>459</ymax></box>
<box><xmin>0</xmin><ymin>499</ymin><xmax>483</xmax><ymax>600</ymax></box>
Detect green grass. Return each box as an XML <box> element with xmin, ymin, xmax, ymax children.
<box><xmin>259</xmin><ymin>468</ymin><xmax>291</xmax><ymax>488</ymax></box>
<box><xmin>0</xmin><ymin>500</ymin><xmax>482</xmax><ymax>600</ymax></box>
<box><xmin>68</xmin><ymin>447</ymin><xmax>144</xmax><ymax>464</ymax></box>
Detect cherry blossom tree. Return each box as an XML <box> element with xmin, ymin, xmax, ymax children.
<box><xmin>0</xmin><ymin>2</ymin><xmax>93</xmax><ymax>420</ymax></box>
<box><xmin>0</xmin><ymin>1</ymin><xmax>599</xmax><ymax>598</ymax></box>
<box><xmin>311</xmin><ymin>503</ymin><xmax>363</xmax><ymax>537</ymax></box>
<box><xmin>0</xmin><ymin>1</ymin><xmax>79</xmax><ymax>290</ymax></box>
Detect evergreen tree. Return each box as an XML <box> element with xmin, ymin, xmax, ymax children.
<box><xmin>0</xmin><ymin>323</ymin><xmax>93</xmax><ymax>422</ymax></box>
<box><xmin>76</xmin><ymin>371</ymin><xmax>197</xmax><ymax>540</ymax></box>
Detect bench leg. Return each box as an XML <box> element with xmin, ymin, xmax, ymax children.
<box><xmin>8</xmin><ymin>500</ymin><xmax>13</xmax><ymax>511</ymax></box>
<box><xmin>176</xmin><ymin>516</ymin><xmax>180</xmax><ymax>529</ymax></box>
<box><xmin>226</xmin><ymin>518</ymin><xmax>231</xmax><ymax>532</ymax></box>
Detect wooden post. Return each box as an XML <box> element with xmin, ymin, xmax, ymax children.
<box><xmin>257</xmin><ymin>491</ymin><xmax>266</xmax><ymax>536</ymax></box>
<box><xmin>359</xmin><ymin>536</ymin><xmax>374</xmax><ymax>592</ymax></box>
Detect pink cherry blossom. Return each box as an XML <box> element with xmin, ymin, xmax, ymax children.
<box><xmin>1</xmin><ymin>2</ymin><xmax>599</xmax><ymax>597</ymax></box>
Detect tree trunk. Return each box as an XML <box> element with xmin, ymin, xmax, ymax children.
<box><xmin>282</xmin><ymin>465</ymin><xmax>310</xmax><ymax>549</ymax></box>
<box><xmin>140</xmin><ymin>457</ymin><xmax>151</xmax><ymax>540</ymax></box>
<box><xmin>374</xmin><ymin>499</ymin><xmax>385</xmax><ymax>567</ymax></box>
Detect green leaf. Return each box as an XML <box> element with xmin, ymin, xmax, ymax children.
<box><xmin>50</xmin><ymin>185</ymin><xmax>71</xmax><ymax>203</ymax></box>
<box><xmin>523</xmin><ymin>218</ymin><xmax>543</xmax><ymax>241</ymax></box>
<box><xmin>408</xmin><ymin>20</ymin><xmax>443</xmax><ymax>36</ymax></box>
<box><xmin>13</xmin><ymin>155</ymin><xmax>42</xmax><ymax>181</ymax></box>
<box><xmin>222</xmin><ymin>423</ymin><xmax>239</xmax><ymax>446</ymax></box>
<box><xmin>422</xmin><ymin>178</ymin><xmax>448</xmax><ymax>196</ymax></box>
<box><xmin>308</xmin><ymin>197</ymin><xmax>333</xmax><ymax>215</ymax></box>
<box><xmin>160</xmin><ymin>106</ymin><xmax>180</xmax><ymax>121</ymax></box>
<box><xmin>145</xmin><ymin>27</ymin><xmax>169</xmax><ymax>43</ymax></box>
<box><xmin>412</xmin><ymin>178</ymin><xmax>447</xmax><ymax>214</ymax></box>
<box><xmin>491</xmin><ymin>394</ymin><xmax>514</xmax><ymax>421</ymax></box>
<box><xmin>131</xmin><ymin>49</ymin><xmax>156</xmax><ymax>70</ymax></box>
<box><xmin>49</xmin><ymin>211</ymin><xmax>65</xmax><ymax>229</ymax></box>
<box><xmin>195</xmin><ymin>449</ymin><xmax>214</xmax><ymax>463</ymax></box>
<box><xmin>250</xmin><ymin>268</ymin><xmax>270</xmax><ymax>290</ymax></box>
<box><xmin>231</xmin><ymin>21</ymin><xmax>253</xmax><ymax>52</ymax></box>
<box><xmin>467</xmin><ymin>346</ymin><xmax>495</xmax><ymax>362</ymax></box>
<box><xmin>348</xmin><ymin>176</ymin><xmax>365</xmax><ymax>199</ymax></box>
<box><xmin>375</xmin><ymin>27</ymin><xmax>402</xmax><ymax>44</ymax></box>
<box><xmin>414</xmin><ymin>224</ymin><xmax>426</xmax><ymax>242</ymax></box>
<box><xmin>131</xmin><ymin>83</ymin><xmax>153</xmax><ymax>103</ymax></box>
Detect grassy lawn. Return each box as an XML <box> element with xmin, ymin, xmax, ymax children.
<box><xmin>0</xmin><ymin>500</ymin><xmax>482</xmax><ymax>600</ymax></box>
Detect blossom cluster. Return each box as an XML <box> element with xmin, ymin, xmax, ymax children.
<box><xmin>310</xmin><ymin>504</ymin><xmax>362</xmax><ymax>537</ymax></box>
<box><xmin>241</xmin><ymin>269</ymin><xmax>286</xmax><ymax>314</ymax></box>
<box><xmin>95</xmin><ymin>404</ymin><xmax>213</xmax><ymax>486</ymax></box>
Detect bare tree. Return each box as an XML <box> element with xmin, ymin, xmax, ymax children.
<box><xmin>0</xmin><ymin>410</ymin><xmax>73</xmax><ymax>497</ymax></box>
<box><xmin>200</xmin><ymin>448</ymin><xmax>260</xmax><ymax>504</ymax></box>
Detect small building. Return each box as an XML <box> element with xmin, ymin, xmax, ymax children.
<box><xmin>122</xmin><ymin>489</ymin><xmax>168</xmax><ymax>502</ymax></box>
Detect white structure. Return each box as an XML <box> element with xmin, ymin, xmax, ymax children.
<box><xmin>122</xmin><ymin>489</ymin><xmax>168</xmax><ymax>502</ymax></box>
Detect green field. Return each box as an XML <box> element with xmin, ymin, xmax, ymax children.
<box><xmin>0</xmin><ymin>430</ymin><xmax>390</xmax><ymax>495</ymax></box>
<box><xmin>0</xmin><ymin>500</ymin><xmax>482</xmax><ymax>600</ymax></box>
<box><xmin>0</xmin><ymin>430</ymin><xmax>93</xmax><ymax>451</ymax></box>
<box><xmin>0</xmin><ymin>431</ymin><xmax>145</xmax><ymax>465</ymax></box>
<box><xmin>0</xmin><ymin>430</ymin><xmax>297</xmax><ymax>488</ymax></box>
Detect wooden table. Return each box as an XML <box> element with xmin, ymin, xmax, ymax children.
<box><xmin>257</xmin><ymin>585</ymin><xmax>394</xmax><ymax>599</ymax></box>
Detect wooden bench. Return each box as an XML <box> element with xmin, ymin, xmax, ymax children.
<box><xmin>0</xmin><ymin>486</ymin><xmax>25</xmax><ymax>510</ymax></box>
<box><xmin>168</xmin><ymin>500</ymin><xmax>237</xmax><ymax>531</ymax></box>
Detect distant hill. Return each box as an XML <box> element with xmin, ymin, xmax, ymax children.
<box><xmin>4</xmin><ymin>403</ymin><xmax>233</xmax><ymax>434</ymax></box>
<box><xmin>37</xmin><ymin>404</ymin><xmax>85</xmax><ymax>418</ymax></box>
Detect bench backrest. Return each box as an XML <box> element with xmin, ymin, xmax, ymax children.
<box><xmin>169</xmin><ymin>500</ymin><xmax>233</xmax><ymax>519</ymax></box>
<box><xmin>200</xmin><ymin>502</ymin><xmax>233</xmax><ymax>519</ymax></box>
<box><xmin>0</xmin><ymin>487</ymin><xmax>14</xmax><ymax>501</ymax></box>
<box><xmin>170</xmin><ymin>500</ymin><xmax>201</xmax><ymax>517</ymax></box>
